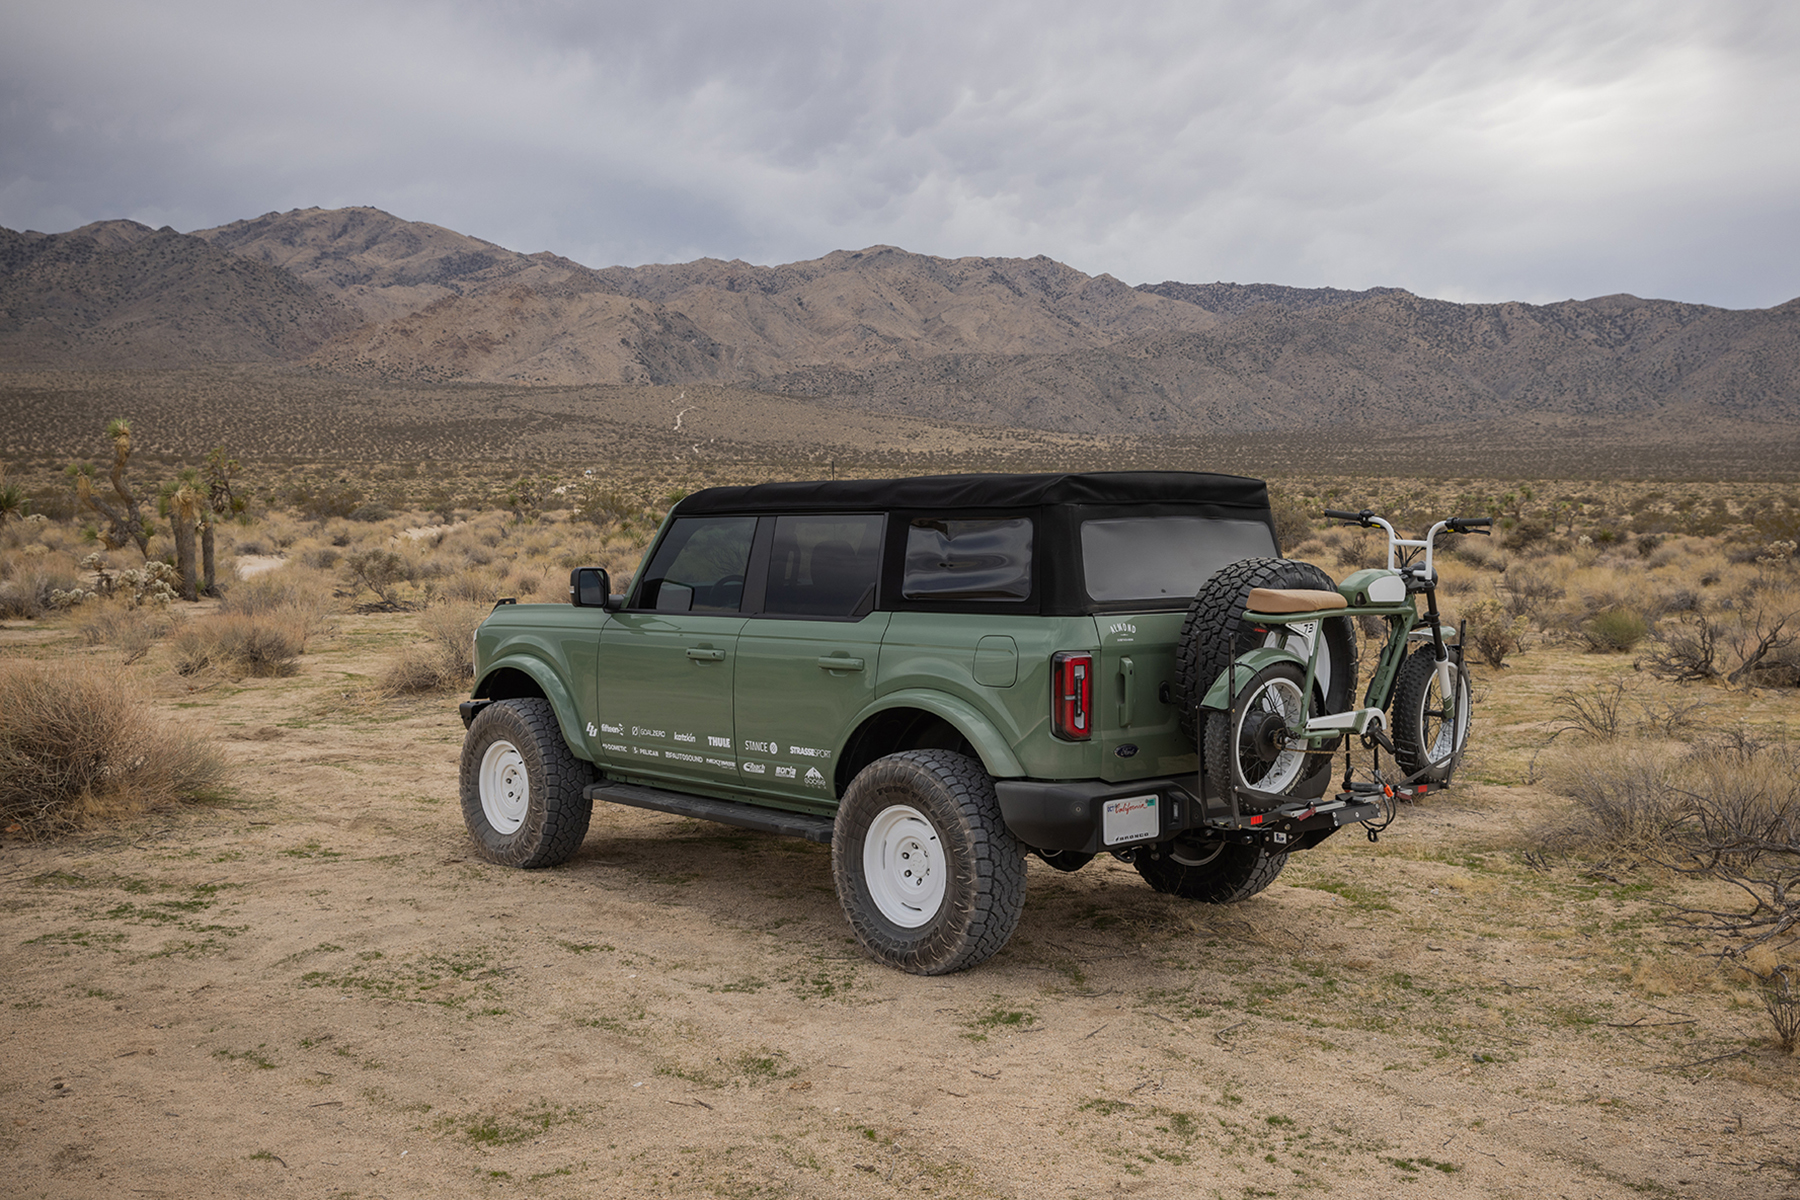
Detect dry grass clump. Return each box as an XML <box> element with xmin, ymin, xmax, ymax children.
<box><xmin>0</xmin><ymin>558</ymin><xmax>85</xmax><ymax>619</ymax></box>
<box><xmin>0</xmin><ymin>660</ymin><xmax>228</xmax><ymax>833</ymax></box>
<box><xmin>171</xmin><ymin>612</ymin><xmax>310</xmax><ymax>677</ymax></box>
<box><xmin>221</xmin><ymin>566</ymin><xmax>334</xmax><ymax>638</ymax></box>
<box><xmin>76</xmin><ymin>598</ymin><xmax>179</xmax><ymax>663</ymax></box>
<box><xmin>381</xmin><ymin>601</ymin><xmax>487</xmax><ymax>693</ymax></box>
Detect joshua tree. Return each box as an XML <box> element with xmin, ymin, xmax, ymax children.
<box><xmin>159</xmin><ymin>471</ymin><xmax>205</xmax><ymax>602</ymax></box>
<box><xmin>69</xmin><ymin>418</ymin><xmax>152</xmax><ymax>557</ymax></box>
<box><xmin>199</xmin><ymin>447</ymin><xmax>243</xmax><ymax>596</ymax></box>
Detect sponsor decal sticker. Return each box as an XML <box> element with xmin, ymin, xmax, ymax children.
<box><xmin>708</xmin><ymin>735</ymin><xmax>732</xmax><ymax>748</ymax></box>
<box><xmin>742</xmin><ymin>739</ymin><xmax>773</xmax><ymax>754</ymax></box>
<box><xmin>673</xmin><ymin>732</ymin><xmax>696</xmax><ymax>744</ymax></box>
<box><xmin>631</xmin><ymin>726</ymin><xmax>666</xmax><ymax>739</ymax></box>
<box><xmin>632</xmin><ymin>746</ymin><xmax>661</xmax><ymax>759</ymax></box>
<box><xmin>704</xmin><ymin>757</ymin><xmax>737</xmax><ymax>771</ymax></box>
<box><xmin>602</xmin><ymin>742</ymin><xmax>628</xmax><ymax>753</ymax></box>
<box><xmin>775</xmin><ymin>765</ymin><xmax>797</xmax><ymax>779</ymax></box>
<box><xmin>742</xmin><ymin>762</ymin><xmax>767</xmax><ymax>775</ymax></box>
<box><xmin>804</xmin><ymin>767</ymin><xmax>827</xmax><ymax>788</ymax></box>
<box><xmin>600</xmin><ymin>722</ymin><xmax>623</xmax><ymax>735</ymax></box>
<box><xmin>787</xmin><ymin>745</ymin><xmax>831</xmax><ymax>759</ymax></box>
<box><xmin>586</xmin><ymin>721</ymin><xmax>598</xmax><ymax>737</ymax></box>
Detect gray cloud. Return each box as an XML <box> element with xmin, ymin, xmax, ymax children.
<box><xmin>2</xmin><ymin>0</ymin><xmax>1795</xmax><ymax>307</ymax></box>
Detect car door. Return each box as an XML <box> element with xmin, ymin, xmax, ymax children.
<box><xmin>595</xmin><ymin>515</ymin><xmax>755</xmax><ymax>792</ymax></box>
<box><xmin>731</xmin><ymin>513</ymin><xmax>888</xmax><ymax>806</ymax></box>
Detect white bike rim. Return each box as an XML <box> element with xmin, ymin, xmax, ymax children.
<box><xmin>1239</xmin><ymin>676</ymin><xmax>1307</xmax><ymax>793</ymax></box>
<box><xmin>479</xmin><ymin>739</ymin><xmax>530</xmax><ymax>834</ymax></box>
<box><xmin>863</xmin><ymin>804</ymin><xmax>945</xmax><ymax>929</ymax></box>
<box><xmin>1427</xmin><ymin>678</ymin><xmax>1470</xmax><ymax>762</ymax></box>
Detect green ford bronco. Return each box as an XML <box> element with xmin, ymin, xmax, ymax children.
<box><xmin>459</xmin><ymin>471</ymin><xmax>1380</xmax><ymax>974</ymax></box>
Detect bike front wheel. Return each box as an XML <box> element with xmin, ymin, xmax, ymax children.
<box><xmin>1203</xmin><ymin>661</ymin><xmax>1320</xmax><ymax>804</ymax></box>
<box><xmin>1390</xmin><ymin>647</ymin><xmax>1471</xmax><ymax>785</ymax></box>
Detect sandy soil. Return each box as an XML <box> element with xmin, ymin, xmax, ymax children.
<box><xmin>2</xmin><ymin>612</ymin><xmax>1797</xmax><ymax>1200</ymax></box>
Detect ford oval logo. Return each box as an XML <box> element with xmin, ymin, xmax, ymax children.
<box><xmin>1115</xmin><ymin>744</ymin><xmax>1139</xmax><ymax>758</ymax></box>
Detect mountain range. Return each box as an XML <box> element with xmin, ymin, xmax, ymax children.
<box><xmin>2</xmin><ymin>206</ymin><xmax>1795</xmax><ymax>436</ymax></box>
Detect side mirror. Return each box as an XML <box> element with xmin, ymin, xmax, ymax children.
<box><xmin>569</xmin><ymin>567</ymin><xmax>618</xmax><ymax>610</ymax></box>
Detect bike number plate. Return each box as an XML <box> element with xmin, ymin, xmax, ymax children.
<box><xmin>1101</xmin><ymin>794</ymin><xmax>1160</xmax><ymax>845</ymax></box>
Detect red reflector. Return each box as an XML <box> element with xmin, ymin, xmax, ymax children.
<box><xmin>1051</xmin><ymin>651</ymin><xmax>1093</xmax><ymax>741</ymax></box>
<box><xmin>1416</xmin><ymin>784</ymin><xmax>1429</xmax><ymax>794</ymax></box>
<box><xmin>1250</xmin><ymin>814</ymin><xmax>1263</xmax><ymax>825</ymax></box>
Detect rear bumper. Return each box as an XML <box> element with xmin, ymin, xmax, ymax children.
<box><xmin>995</xmin><ymin>776</ymin><xmax>1201</xmax><ymax>855</ymax></box>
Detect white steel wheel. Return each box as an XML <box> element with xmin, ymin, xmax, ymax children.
<box><xmin>862</xmin><ymin>804</ymin><xmax>946</xmax><ymax>928</ymax></box>
<box><xmin>479</xmin><ymin>739</ymin><xmax>530</xmax><ymax>834</ymax></box>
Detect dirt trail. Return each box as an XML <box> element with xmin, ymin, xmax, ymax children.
<box><xmin>2</xmin><ymin>613</ymin><xmax>1796</xmax><ymax>1199</ymax></box>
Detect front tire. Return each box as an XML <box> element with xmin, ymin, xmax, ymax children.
<box><xmin>459</xmin><ymin>698</ymin><xmax>593</xmax><ymax>868</ymax></box>
<box><xmin>1135</xmin><ymin>833</ymin><xmax>1287</xmax><ymax>902</ymax></box>
<box><xmin>1390</xmin><ymin>647</ymin><xmax>1471</xmax><ymax>785</ymax></box>
<box><xmin>1202</xmin><ymin>661</ymin><xmax>1320</xmax><ymax>804</ymax></box>
<box><xmin>832</xmin><ymin>750</ymin><xmax>1027</xmax><ymax>975</ymax></box>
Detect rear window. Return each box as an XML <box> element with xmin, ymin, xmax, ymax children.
<box><xmin>903</xmin><ymin>518</ymin><xmax>1033</xmax><ymax>601</ymax></box>
<box><xmin>1079</xmin><ymin>517</ymin><xmax>1276</xmax><ymax>603</ymax></box>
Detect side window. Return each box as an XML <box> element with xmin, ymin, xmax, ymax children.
<box><xmin>764</xmin><ymin>514</ymin><xmax>884</xmax><ymax>618</ymax></box>
<box><xmin>903</xmin><ymin>517</ymin><xmax>1033</xmax><ymax>601</ymax></box>
<box><xmin>634</xmin><ymin>517</ymin><xmax>756</xmax><ymax>612</ymax></box>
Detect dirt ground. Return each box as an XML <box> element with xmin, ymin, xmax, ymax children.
<box><xmin>3</xmin><ymin>608</ymin><xmax>1798</xmax><ymax>1200</ymax></box>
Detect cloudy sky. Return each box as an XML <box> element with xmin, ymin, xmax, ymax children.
<box><xmin>3</xmin><ymin>0</ymin><xmax>1795</xmax><ymax>308</ymax></box>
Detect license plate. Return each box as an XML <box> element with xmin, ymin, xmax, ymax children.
<box><xmin>1101</xmin><ymin>794</ymin><xmax>1160</xmax><ymax>845</ymax></box>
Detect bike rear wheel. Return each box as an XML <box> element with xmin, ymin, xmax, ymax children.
<box><xmin>1390</xmin><ymin>647</ymin><xmax>1471</xmax><ymax>785</ymax></box>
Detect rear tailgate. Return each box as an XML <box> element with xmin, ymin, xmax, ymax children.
<box><xmin>1094</xmin><ymin>611</ymin><xmax>1197</xmax><ymax>782</ymax></box>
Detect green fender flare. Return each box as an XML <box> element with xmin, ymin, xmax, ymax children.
<box><xmin>1199</xmin><ymin>646</ymin><xmax>1309</xmax><ymax>711</ymax></box>
<box><xmin>473</xmin><ymin>650</ymin><xmax>591</xmax><ymax>762</ymax></box>
<box><xmin>852</xmin><ymin>688</ymin><xmax>1027</xmax><ymax>778</ymax></box>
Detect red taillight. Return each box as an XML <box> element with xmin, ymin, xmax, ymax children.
<box><xmin>1051</xmin><ymin>651</ymin><xmax>1093</xmax><ymax>741</ymax></box>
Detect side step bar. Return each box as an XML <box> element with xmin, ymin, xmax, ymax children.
<box><xmin>583</xmin><ymin>781</ymin><xmax>835</xmax><ymax>844</ymax></box>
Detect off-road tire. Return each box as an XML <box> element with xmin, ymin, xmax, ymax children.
<box><xmin>1390</xmin><ymin>646</ymin><xmax>1471</xmax><ymax>785</ymax></box>
<box><xmin>1135</xmin><ymin>834</ymin><xmax>1288</xmax><ymax>902</ymax></box>
<box><xmin>832</xmin><ymin>750</ymin><xmax>1027</xmax><ymax>975</ymax></box>
<box><xmin>1176</xmin><ymin>557</ymin><xmax>1358</xmax><ymax>742</ymax></box>
<box><xmin>1177</xmin><ymin>557</ymin><xmax>1356</xmax><ymax>798</ymax></box>
<box><xmin>1202</xmin><ymin>660</ymin><xmax>1324</xmax><ymax>805</ymax></box>
<box><xmin>460</xmin><ymin>698</ymin><xmax>593</xmax><ymax>868</ymax></box>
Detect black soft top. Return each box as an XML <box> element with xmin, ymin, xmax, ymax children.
<box><xmin>675</xmin><ymin>471</ymin><xmax>1269</xmax><ymax>516</ymax></box>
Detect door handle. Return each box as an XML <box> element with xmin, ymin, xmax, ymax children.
<box><xmin>1119</xmin><ymin>656</ymin><xmax>1135</xmax><ymax>727</ymax></box>
<box><xmin>686</xmin><ymin>647</ymin><xmax>726</xmax><ymax>662</ymax></box>
<box><xmin>817</xmin><ymin>656</ymin><xmax>865</xmax><ymax>672</ymax></box>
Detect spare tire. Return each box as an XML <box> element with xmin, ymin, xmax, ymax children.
<box><xmin>1175</xmin><ymin>557</ymin><xmax>1358</xmax><ymax>748</ymax></box>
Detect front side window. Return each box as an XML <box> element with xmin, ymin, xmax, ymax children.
<box><xmin>1079</xmin><ymin>516</ymin><xmax>1276</xmax><ymax>603</ymax></box>
<box><xmin>903</xmin><ymin>517</ymin><xmax>1033</xmax><ymax>601</ymax></box>
<box><xmin>635</xmin><ymin>517</ymin><xmax>756</xmax><ymax>612</ymax></box>
<box><xmin>764</xmin><ymin>514</ymin><xmax>884</xmax><ymax>617</ymax></box>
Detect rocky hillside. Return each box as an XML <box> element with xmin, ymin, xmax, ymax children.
<box><xmin>3</xmin><ymin>206</ymin><xmax>1796</xmax><ymax>434</ymax></box>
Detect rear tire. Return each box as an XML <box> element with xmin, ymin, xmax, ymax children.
<box><xmin>459</xmin><ymin>698</ymin><xmax>593</xmax><ymax>868</ymax></box>
<box><xmin>1134</xmin><ymin>833</ymin><xmax>1287</xmax><ymax>902</ymax></box>
<box><xmin>1390</xmin><ymin>647</ymin><xmax>1471</xmax><ymax>785</ymax></box>
<box><xmin>1176</xmin><ymin>558</ymin><xmax>1356</xmax><ymax>794</ymax></box>
<box><xmin>1202</xmin><ymin>661</ymin><xmax>1322</xmax><ymax>805</ymax></box>
<box><xmin>832</xmin><ymin>750</ymin><xmax>1026</xmax><ymax>975</ymax></box>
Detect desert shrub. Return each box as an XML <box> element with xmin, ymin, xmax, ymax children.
<box><xmin>343</xmin><ymin>547</ymin><xmax>416</xmax><ymax>609</ymax></box>
<box><xmin>1536</xmin><ymin>736</ymin><xmax>1688</xmax><ymax>863</ymax></box>
<box><xmin>1268</xmin><ymin>494</ymin><xmax>1316</xmax><ymax>554</ymax></box>
<box><xmin>0</xmin><ymin>560</ymin><xmax>85</xmax><ymax>619</ymax></box>
<box><xmin>87</xmin><ymin>555</ymin><xmax>181</xmax><ymax>608</ymax></box>
<box><xmin>0</xmin><ymin>660</ymin><xmax>227</xmax><ymax>832</ymax></box>
<box><xmin>77</xmin><ymin>599</ymin><xmax>179</xmax><ymax>664</ymax></box>
<box><xmin>301</xmin><ymin>545</ymin><xmax>340</xmax><ymax>570</ymax></box>
<box><xmin>382</xmin><ymin>602</ymin><xmax>487</xmax><ymax>693</ymax></box>
<box><xmin>1460</xmin><ymin>596</ymin><xmax>1527</xmax><ymax>668</ymax></box>
<box><xmin>1501</xmin><ymin>566</ymin><xmax>1563</xmax><ymax>625</ymax></box>
<box><xmin>442</xmin><ymin>570</ymin><xmax>504</xmax><ymax>605</ymax></box>
<box><xmin>171</xmin><ymin>612</ymin><xmax>309</xmax><ymax>677</ymax></box>
<box><xmin>1583</xmin><ymin>607</ymin><xmax>1648</xmax><ymax>653</ymax></box>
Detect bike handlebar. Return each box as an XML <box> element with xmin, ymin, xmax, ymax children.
<box><xmin>1323</xmin><ymin>508</ymin><xmax>1375</xmax><ymax>525</ymax></box>
<box><xmin>1446</xmin><ymin>517</ymin><xmax>1492</xmax><ymax>536</ymax></box>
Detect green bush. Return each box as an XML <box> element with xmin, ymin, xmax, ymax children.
<box><xmin>1584</xmin><ymin>608</ymin><xmax>1648</xmax><ymax>653</ymax></box>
